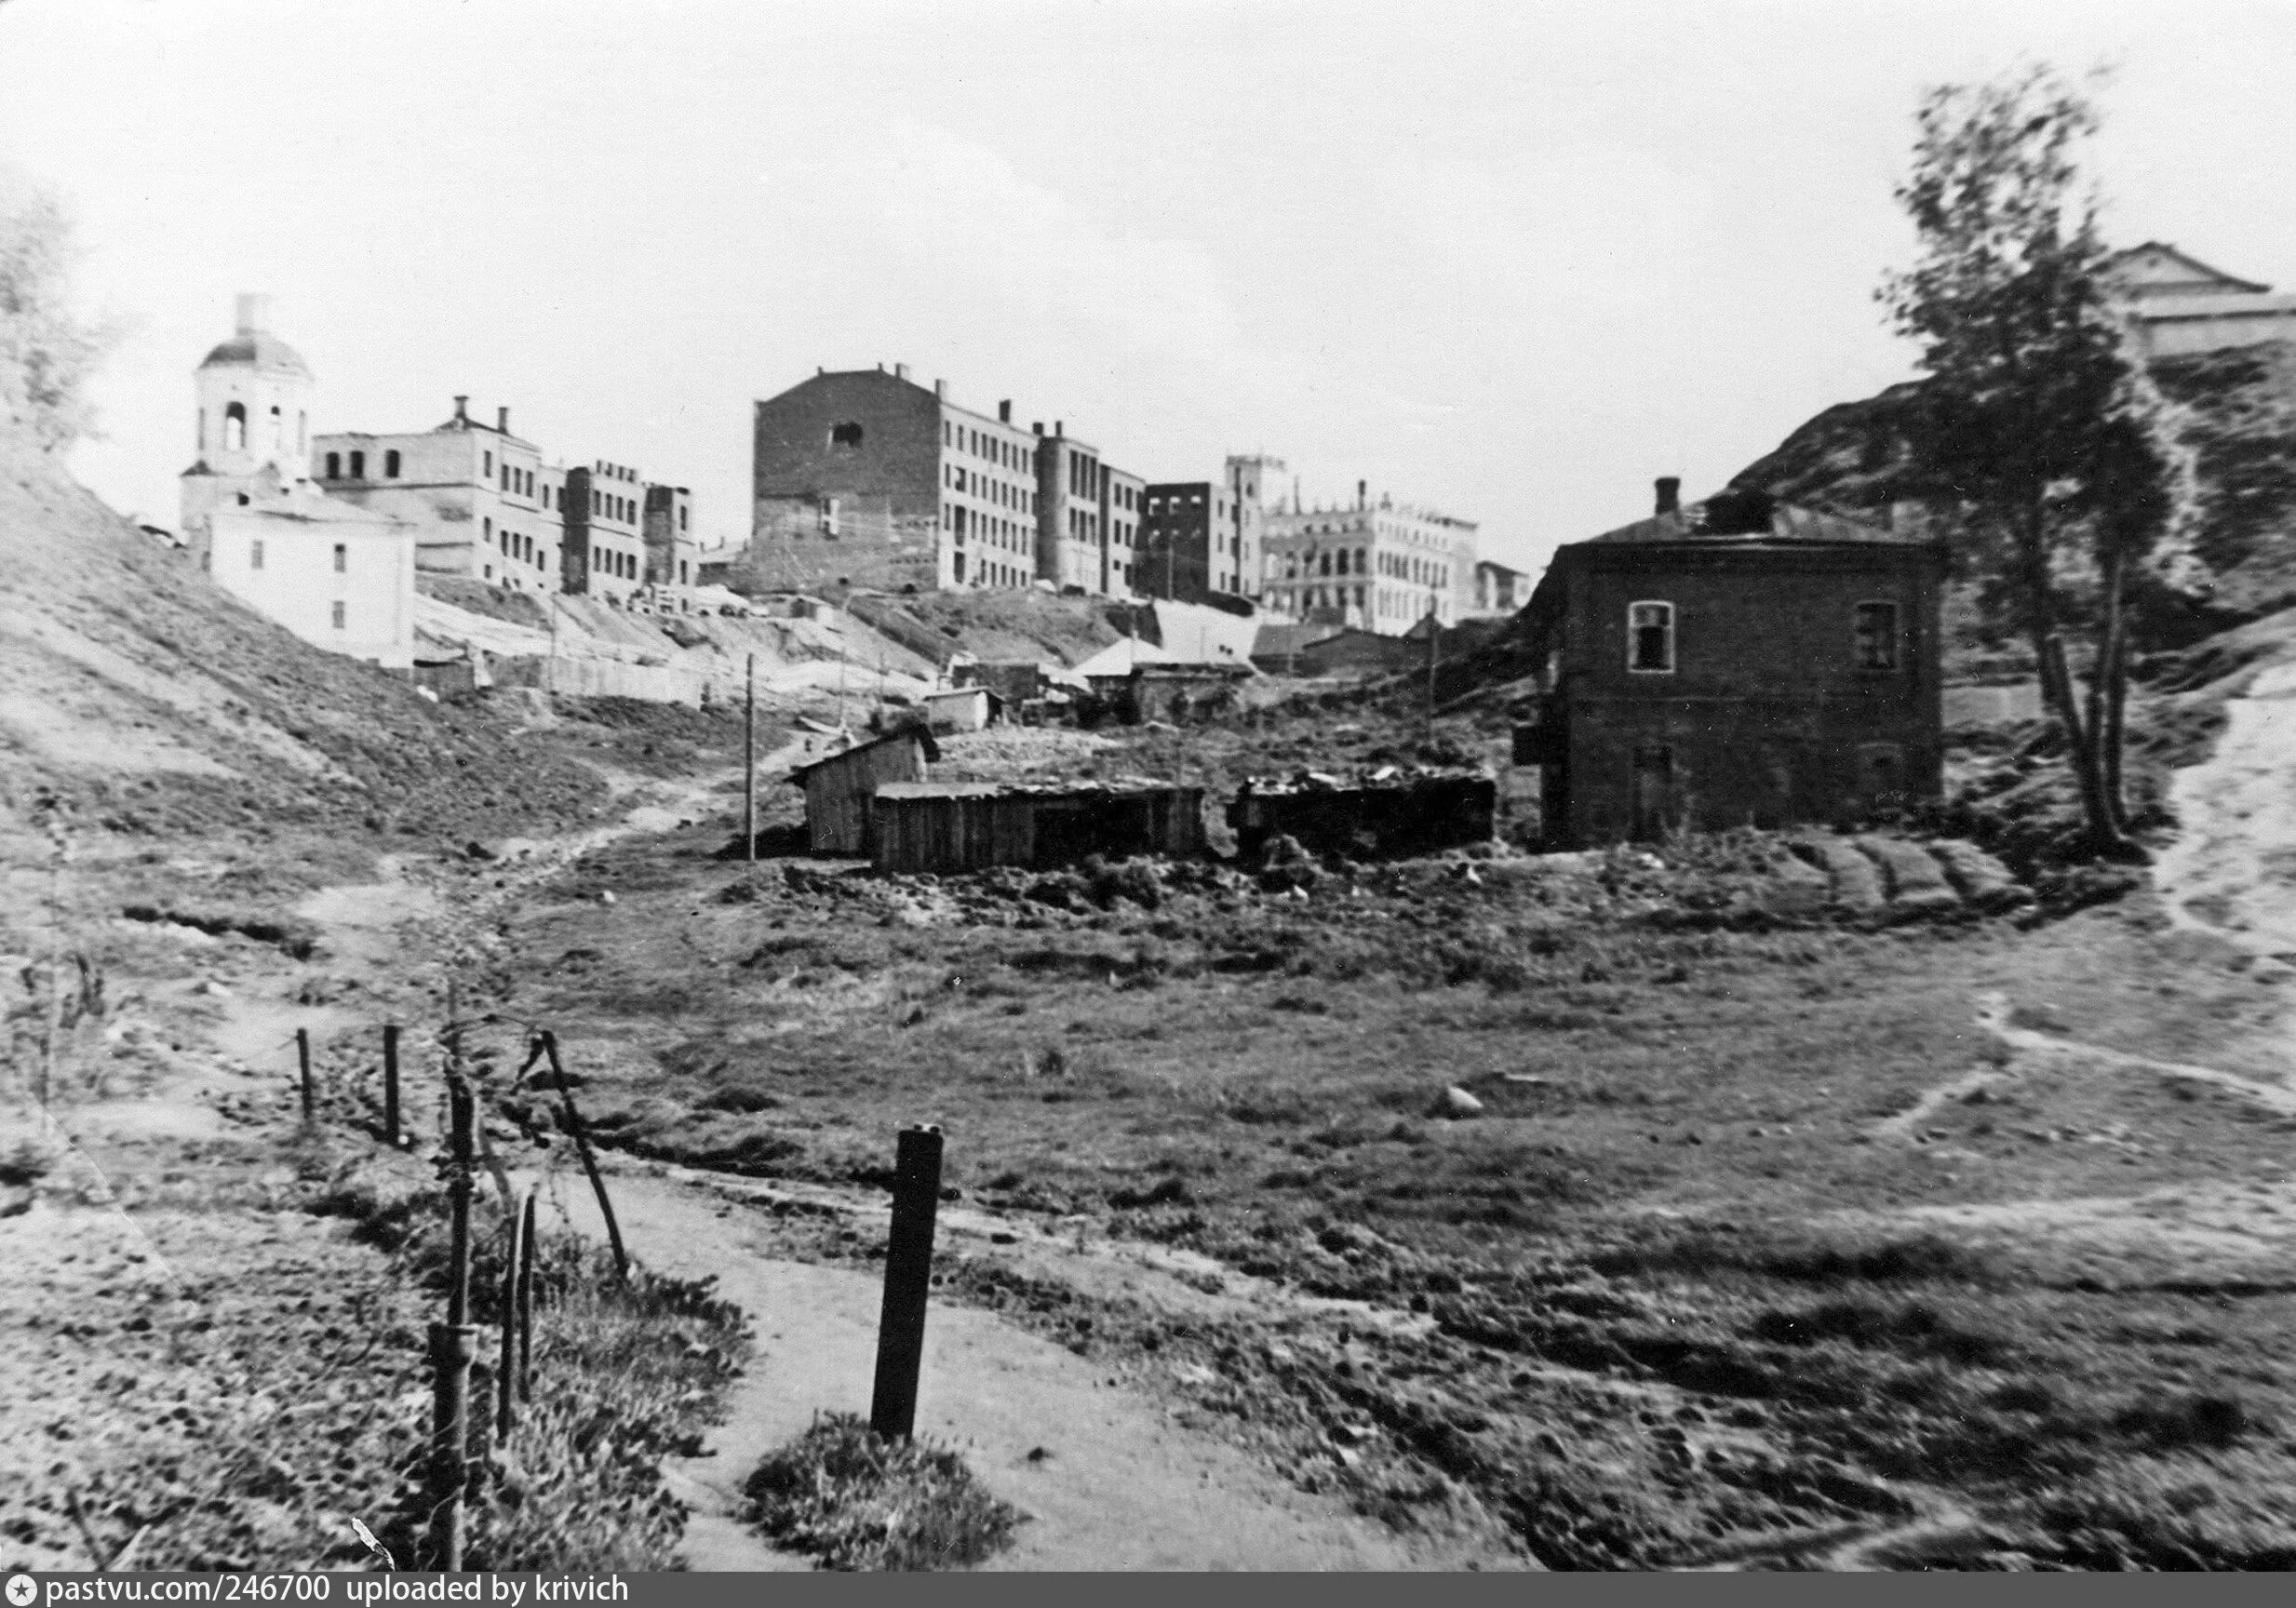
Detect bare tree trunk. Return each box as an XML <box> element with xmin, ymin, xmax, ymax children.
<box><xmin>2095</xmin><ymin>548</ymin><xmax>2133</xmax><ymax>839</ymax></box>
<box><xmin>2020</xmin><ymin>498</ymin><xmax>2128</xmax><ymax>853</ymax></box>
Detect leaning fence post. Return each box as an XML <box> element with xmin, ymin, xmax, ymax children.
<box><xmin>296</xmin><ymin>1028</ymin><xmax>315</xmax><ymax>1126</ymax></box>
<box><xmin>383</xmin><ymin>1025</ymin><xmax>402</xmax><ymax>1146</ymax></box>
<box><xmin>426</xmin><ymin>1023</ymin><xmax>477</xmax><ymax>1572</ymax></box>
<box><xmin>538</xmin><ymin>1031</ymin><xmax>629</xmax><ymax>1282</ymax></box>
<box><xmin>516</xmin><ymin>1187</ymin><xmax>538</xmax><ymax>1404</ymax></box>
<box><xmin>868</xmin><ymin>1124</ymin><xmax>945</xmax><ymax>1441</ymax></box>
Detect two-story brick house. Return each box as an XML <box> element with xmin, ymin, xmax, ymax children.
<box><xmin>1516</xmin><ymin>482</ymin><xmax>1945</xmax><ymax>845</ymax></box>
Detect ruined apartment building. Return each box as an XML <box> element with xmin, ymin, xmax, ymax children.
<box><xmin>315</xmin><ymin>398</ymin><xmax>565</xmax><ymax>594</ymax></box>
<box><xmin>1035</xmin><ymin>423</ymin><xmax>1146</xmax><ymax>596</ymax></box>
<box><xmin>2106</xmin><ymin>242</ymin><xmax>2296</xmax><ymax>358</ymax></box>
<box><xmin>1261</xmin><ymin>482</ymin><xmax>1479</xmax><ymax>635</ymax></box>
<box><xmin>1136</xmin><ymin>454</ymin><xmax>1282</xmax><ymax>606</ymax></box>
<box><xmin>746</xmin><ymin>366</ymin><xmax>1140</xmax><ymax>596</ymax></box>
<box><xmin>642</xmin><ymin>483</ymin><xmax>699</xmax><ymax>592</ymax></box>
<box><xmin>178</xmin><ymin>294</ymin><xmax>417</xmax><ymax>668</ymax></box>
<box><xmin>561</xmin><ymin>461</ymin><xmax>650</xmax><ymax>604</ymax></box>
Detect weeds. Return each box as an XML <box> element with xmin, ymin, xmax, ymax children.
<box><xmin>740</xmin><ymin>1413</ymin><xmax>1020</xmax><ymax>1571</ymax></box>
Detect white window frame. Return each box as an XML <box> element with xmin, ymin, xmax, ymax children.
<box><xmin>1627</xmin><ymin>599</ymin><xmax>1676</xmax><ymax>675</ymax></box>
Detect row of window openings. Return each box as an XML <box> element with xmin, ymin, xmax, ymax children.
<box><xmin>1279</xmin><ymin>583</ymin><xmax>1443</xmax><ymax>619</ymax></box>
<box><xmin>208</xmin><ymin>403</ymin><xmax>305</xmax><ymax>456</ymax></box>
<box><xmin>947</xmin><ymin>465</ymin><xmax>1034</xmax><ymax>513</ymax></box>
<box><xmin>1282</xmin><ymin>546</ymin><xmax>1447</xmax><ymax>585</ymax></box>
<box><xmin>1626</xmin><ymin>602</ymin><xmax>1901</xmax><ymax>674</ymax></box>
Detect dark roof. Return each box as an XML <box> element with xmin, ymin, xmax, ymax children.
<box><xmin>199</xmin><ymin>332</ymin><xmax>311</xmax><ymax>377</ymax></box>
<box><xmin>785</xmin><ymin>724</ymin><xmax>939</xmax><ymax>783</ymax></box>
<box><xmin>1586</xmin><ymin>498</ymin><xmax>1920</xmax><ymax>547</ymax></box>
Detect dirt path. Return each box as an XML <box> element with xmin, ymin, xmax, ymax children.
<box><xmin>526</xmin><ymin>1161</ymin><xmax>1494</xmax><ymax>1571</ymax></box>
<box><xmin>2154</xmin><ymin>658</ymin><xmax>2296</xmax><ymax>959</ymax></box>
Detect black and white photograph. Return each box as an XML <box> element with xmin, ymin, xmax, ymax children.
<box><xmin>4</xmin><ymin>0</ymin><xmax>2296</xmax><ymax>1575</ymax></box>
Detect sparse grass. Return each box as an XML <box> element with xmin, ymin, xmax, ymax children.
<box><xmin>740</xmin><ymin>1413</ymin><xmax>1020</xmax><ymax>1571</ymax></box>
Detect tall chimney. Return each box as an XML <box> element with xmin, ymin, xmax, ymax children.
<box><xmin>934</xmin><ymin>379</ymin><xmax>947</xmax><ymax>400</ymax></box>
<box><xmin>1055</xmin><ymin>420</ymin><xmax>1064</xmax><ymax>436</ymax></box>
<box><xmin>498</xmin><ymin>406</ymin><xmax>510</xmax><ymax>435</ymax></box>
<box><xmin>452</xmin><ymin>395</ymin><xmax>470</xmax><ymax>424</ymax></box>
<box><xmin>1032</xmin><ymin>422</ymin><xmax>1043</xmax><ymax>436</ymax></box>
<box><xmin>235</xmin><ymin>293</ymin><xmax>271</xmax><ymax>336</ymax></box>
<box><xmin>1357</xmin><ymin>479</ymin><xmax>1366</xmax><ymax>511</ymax></box>
<box><xmin>1655</xmin><ymin>476</ymin><xmax>1682</xmax><ymax>516</ymax></box>
<box><xmin>999</xmin><ymin>400</ymin><xmax>1013</xmax><ymax>424</ymax></box>
<box><xmin>895</xmin><ymin>362</ymin><xmax>911</xmax><ymax>381</ymax></box>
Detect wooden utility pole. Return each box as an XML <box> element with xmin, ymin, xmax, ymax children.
<box><xmin>1425</xmin><ymin>603</ymin><xmax>1440</xmax><ymax>742</ymax></box>
<box><xmin>382</xmin><ymin>1025</ymin><xmax>401</xmax><ymax>1147</ymax></box>
<box><xmin>296</xmin><ymin>1028</ymin><xmax>315</xmax><ymax>1126</ymax></box>
<box><xmin>744</xmin><ymin>652</ymin><xmax>757</xmax><ymax>864</ymax></box>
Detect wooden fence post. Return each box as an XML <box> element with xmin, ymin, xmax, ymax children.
<box><xmin>383</xmin><ymin>1025</ymin><xmax>401</xmax><ymax>1146</ymax></box>
<box><xmin>868</xmin><ymin>1124</ymin><xmax>945</xmax><ymax>1441</ymax></box>
<box><xmin>426</xmin><ymin>1027</ymin><xmax>477</xmax><ymax>1571</ymax></box>
<box><xmin>497</xmin><ymin>1189</ymin><xmax>526</xmax><ymax>1440</ymax></box>
<box><xmin>296</xmin><ymin>1028</ymin><xmax>315</xmax><ymax>1126</ymax></box>
<box><xmin>516</xmin><ymin>1187</ymin><xmax>538</xmax><ymax>1404</ymax></box>
<box><xmin>745</xmin><ymin>652</ymin><xmax>758</xmax><ymax>864</ymax></box>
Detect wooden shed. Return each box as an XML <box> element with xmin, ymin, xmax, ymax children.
<box><xmin>871</xmin><ymin>781</ymin><xmax>1206</xmax><ymax>874</ymax></box>
<box><xmin>785</xmin><ymin>727</ymin><xmax>941</xmax><ymax>854</ymax></box>
<box><xmin>1229</xmin><ymin>769</ymin><xmax>1497</xmax><ymax>862</ymax></box>
<box><xmin>923</xmin><ymin>686</ymin><xmax>996</xmax><ymax>733</ymax></box>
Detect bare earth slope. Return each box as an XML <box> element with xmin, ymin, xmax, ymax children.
<box><xmin>0</xmin><ymin>432</ymin><xmax>600</xmax><ymax>839</ymax></box>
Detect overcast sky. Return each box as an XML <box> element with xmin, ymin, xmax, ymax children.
<box><xmin>7</xmin><ymin>0</ymin><xmax>2296</xmax><ymax>577</ymax></box>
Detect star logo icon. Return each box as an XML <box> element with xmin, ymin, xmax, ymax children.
<box><xmin>7</xmin><ymin>1574</ymin><xmax>38</xmax><ymax>1607</ymax></box>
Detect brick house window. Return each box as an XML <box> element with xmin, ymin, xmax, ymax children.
<box><xmin>332</xmin><ymin>543</ymin><xmax>346</xmax><ymax>573</ymax></box>
<box><xmin>1854</xmin><ymin>602</ymin><xmax>1900</xmax><ymax>670</ymax></box>
<box><xmin>331</xmin><ymin>601</ymin><xmax>346</xmax><ymax>630</ymax></box>
<box><xmin>384</xmin><ymin>449</ymin><xmax>400</xmax><ymax>477</ymax></box>
<box><xmin>830</xmin><ymin>422</ymin><xmax>864</xmax><ymax>448</ymax></box>
<box><xmin>348</xmin><ymin>450</ymin><xmax>365</xmax><ymax>478</ymax></box>
<box><xmin>249</xmin><ymin>539</ymin><xmax>264</xmax><ymax>570</ymax></box>
<box><xmin>1628</xmin><ymin>601</ymin><xmax>1675</xmax><ymax>673</ymax></box>
<box><xmin>325</xmin><ymin>451</ymin><xmax>341</xmax><ymax>478</ymax></box>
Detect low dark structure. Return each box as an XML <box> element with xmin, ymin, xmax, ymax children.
<box><xmin>953</xmin><ymin>659</ymin><xmax>1048</xmax><ymax>705</ymax></box>
<box><xmin>871</xmin><ymin>780</ymin><xmax>1205</xmax><ymax>873</ymax></box>
<box><xmin>786</xmin><ymin>726</ymin><xmax>941</xmax><ymax>854</ymax></box>
<box><xmin>1515</xmin><ymin>482</ymin><xmax>1946</xmax><ymax>846</ymax></box>
<box><xmin>1228</xmin><ymin>768</ymin><xmax>1497</xmax><ymax>862</ymax></box>
<box><xmin>1087</xmin><ymin>663</ymin><xmax>1255</xmax><ymax>724</ymax></box>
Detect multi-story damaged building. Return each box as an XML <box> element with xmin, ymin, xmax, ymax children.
<box><xmin>315</xmin><ymin>397</ymin><xmax>561</xmax><ymax>592</ymax></box>
<box><xmin>1034</xmin><ymin>422</ymin><xmax>1146</xmax><ymax>595</ymax></box>
<box><xmin>642</xmin><ymin>483</ymin><xmax>698</xmax><ymax>592</ymax></box>
<box><xmin>1136</xmin><ymin>454</ymin><xmax>1280</xmax><ymax>606</ymax></box>
<box><xmin>561</xmin><ymin>461</ymin><xmax>651</xmax><ymax>603</ymax></box>
<box><xmin>745</xmin><ymin>366</ymin><xmax>1142</xmax><ymax>597</ymax></box>
<box><xmin>1261</xmin><ymin>482</ymin><xmax>1478</xmax><ymax>635</ymax></box>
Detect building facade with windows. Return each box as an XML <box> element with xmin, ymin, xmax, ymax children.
<box><xmin>1260</xmin><ymin>484</ymin><xmax>1477</xmax><ymax>635</ymax></box>
<box><xmin>1136</xmin><ymin>454</ymin><xmax>1279</xmax><ymax>606</ymax></box>
<box><xmin>1512</xmin><ymin>485</ymin><xmax>1944</xmax><ymax>847</ymax></box>
<box><xmin>745</xmin><ymin>366</ymin><xmax>1144</xmax><ymax>596</ymax></box>
<box><xmin>643</xmin><ymin>483</ymin><xmax>699</xmax><ymax>595</ymax></box>
<box><xmin>314</xmin><ymin>397</ymin><xmax>565</xmax><ymax>593</ymax></box>
<box><xmin>562</xmin><ymin>461</ymin><xmax>649</xmax><ymax>603</ymax></box>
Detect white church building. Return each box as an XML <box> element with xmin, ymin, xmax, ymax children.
<box><xmin>178</xmin><ymin>295</ymin><xmax>416</xmax><ymax>670</ymax></box>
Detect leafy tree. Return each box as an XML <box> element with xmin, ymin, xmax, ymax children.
<box><xmin>0</xmin><ymin>173</ymin><xmax>113</xmax><ymax>452</ymax></box>
<box><xmin>1881</xmin><ymin>65</ymin><xmax>2195</xmax><ymax>854</ymax></box>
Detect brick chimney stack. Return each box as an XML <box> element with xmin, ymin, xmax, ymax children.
<box><xmin>1655</xmin><ymin>476</ymin><xmax>1682</xmax><ymax>516</ymax></box>
<box><xmin>498</xmin><ymin>406</ymin><xmax>510</xmax><ymax>435</ymax></box>
<box><xmin>1357</xmin><ymin>479</ymin><xmax>1366</xmax><ymax>511</ymax></box>
<box><xmin>999</xmin><ymin>400</ymin><xmax>1013</xmax><ymax>424</ymax></box>
<box><xmin>452</xmin><ymin>395</ymin><xmax>470</xmax><ymax>425</ymax></box>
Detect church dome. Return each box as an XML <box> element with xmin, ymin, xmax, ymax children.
<box><xmin>198</xmin><ymin>331</ymin><xmax>311</xmax><ymax>377</ymax></box>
